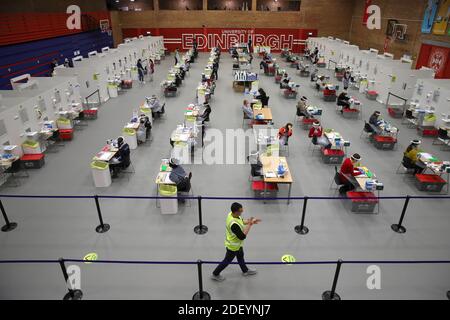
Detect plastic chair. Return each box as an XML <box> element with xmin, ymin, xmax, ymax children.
<box><xmin>329</xmin><ymin>166</ymin><xmax>343</xmax><ymax>194</ymax></box>
<box><xmin>433</xmin><ymin>128</ymin><xmax>450</xmax><ymax>151</ymax></box>
<box><xmin>360</xmin><ymin>121</ymin><xmax>374</xmax><ymax>140</ymax></box>
<box><xmin>5</xmin><ymin>160</ymin><xmax>29</xmax><ymax>184</ymax></box>
<box><xmin>242</xmin><ymin>111</ymin><xmax>251</xmax><ymax>128</ymax></box>
<box><xmin>395</xmin><ymin>156</ymin><xmax>416</xmax><ymax>175</ymax></box>
<box><xmin>308</xmin><ymin>137</ymin><xmax>321</xmax><ymax>155</ymax></box>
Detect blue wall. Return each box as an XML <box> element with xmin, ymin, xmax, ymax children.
<box><xmin>0</xmin><ymin>30</ymin><xmax>113</xmax><ymax>90</ymax></box>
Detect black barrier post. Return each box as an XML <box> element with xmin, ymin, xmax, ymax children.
<box><xmin>94</xmin><ymin>195</ymin><xmax>110</xmax><ymax>233</ymax></box>
<box><xmin>294</xmin><ymin>196</ymin><xmax>309</xmax><ymax>235</ymax></box>
<box><xmin>0</xmin><ymin>199</ymin><xmax>17</xmax><ymax>232</ymax></box>
<box><xmin>447</xmin><ymin>291</ymin><xmax>450</xmax><ymax>300</ymax></box>
<box><xmin>322</xmin><ymin>259</ymin><xmax>343</xmax><ymax>300</ymax></box>
<box><xmin>391</xmin><ymin>195</ymin><xmax>410</xmax><ymax>234</ymax></box>
<box><xmin>194</xmin><ymin>196</ymin><xmax>208</xmax><ymax>235</ymax></box>
<box><xmin>58</xmin><ymin>258</ymin><xmax>83</xmax><ymax>300</ymax></box>
<box><xmin>192</xmin><ymin>260</ymin><xmax>211</xmax><ymax>300</ymax></box>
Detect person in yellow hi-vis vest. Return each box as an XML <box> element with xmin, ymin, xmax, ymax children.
<box><xmin>211</xmin><ymin>203</ymin><xmax>261</xmax><ymax>282</ymax></box>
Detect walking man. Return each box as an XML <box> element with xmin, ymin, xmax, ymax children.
<box><xmin>211</xmin><ymin>203</ymin><xmax>261</xmax><ymax>282</ymax></box>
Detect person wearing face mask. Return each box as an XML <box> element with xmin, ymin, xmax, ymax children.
<box><xmin>211</xmin><ymin>202</ymin><xmax>260</xmax><ymax>282</ymax></box>
<box><xmin>338</xmin><ymin>153</ymin><xmax>362</xmax><ymax>195</ymax></box>
<box><xmin>278</xmin><ymin>123</ymin><xmax>293</xmax><ymax>146</ymax></box>
<box><xmin>309</xmin><ymin>121</ymin><xmax>332</xmax><ymax>149</ymax></box>
<box><xmin>109</xmin><ymin>137</ymin><xmax>131</xmax><ymax>178</ymax></box>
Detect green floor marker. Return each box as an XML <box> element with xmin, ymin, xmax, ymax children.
<box><xmin>281</xmin><ymin>254</ymin><xmax>296</xmax><ymax>265</ymax></box>
<box><xmin>83</xmin><ymin>252</ymin><xmax>98</xmax><ymax>264</ymax></box>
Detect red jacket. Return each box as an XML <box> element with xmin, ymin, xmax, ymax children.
<box><xmin>339</xmin><ymin>158</ymin><xmax>360</xmax><ymax>184</ymax></box>
<box><xmin>278</xmin><ymin>127</ymin><xmax>293</xmax><ymax>139</ymax></box>
<box><xmin>308</xmin><ymin>126</ymin><xmax>322</xmax><ymax>138</ymax></box>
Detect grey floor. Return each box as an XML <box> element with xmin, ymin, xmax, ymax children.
<box><xmin>0</xmin><ymin>53</ymin><xmax>449</xmax><ymax>300</ymax></box>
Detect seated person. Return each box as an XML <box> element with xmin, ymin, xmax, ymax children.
<box><xmin>337</xmin><ymin>91</ymin><xmax>351</xmax><ymax>111</ymax></box>
<box><xmin>255</xmin><ymin>88</ymin><xmax>269</xmax><ymax>107</ymax></box>
<box><xmin>316</xmin><ymin>76</ymin><xmax>325</xmax><ymax>91</ymax></box>
<box><xmin>146</xmin><ymin>95</ymin><xmax>164</xmax><ymax>116</ymax></box>
<box><xmin>136</xmin><ymin>118</ymin><xmax>147</xmax><ymax>144</ymax></box>
<box><xmin>231</xmin><ymin>48</ymin><xmax>238</xmax><ymax>59</ymax></box>
<box><xmin>140</xmin><ymin>114</ymin><xmax>152</xmax><ymax>139</ymax></box>
<box><xmin>260</xmin><ymin>59</ymin><xmax>268</xmax><ymax>71</ymax></box>
<box><xmin>338</xmin><ymin>153</ymin><xmax>362</xmax><ymax>195</ymax></box>
<box><xmin>403</xmin><ymin>140</ymin><xmax>425</xmax><ymax>174</ymax></box>
<box><xmin>168</xmin><ymin>158</ymin><xmax>191</xmax><ymax>200</ymax></box>
<box><xmin>278</xmin><ymin>123</ymin><xmax>293</xmax><ymax>146</ymax></box>
<box><xmin>109</xmin><ymin>137</ymin><xmax>131</xmax><ymax>178</ymax></box>
<box><xmin>175</xmin><ymin>73</ymin><xmax>182</xmax><ymax>87</ymax></box>
<box><xmin>310</xmin><ymin>69</ymin><xmax>318</xmax><ymax>82</ymax></box>
<box><xmin>308</xmin><ymin>122</ymin><xmax>332</xmax><ymax>149</ymax></box>
<box><xmin>369</xmin><ymin>111</ymin><xmax>381</xmax><ymax>126</ymax></box>
<box><xmin>280</xmin><ymin>74</ymin><xmax>291</xmax><ymax>89</ymax></box>
<box><xmin>242</xmin><ymin>99</ymin><xmax>254</xmax><ymax>119</ymax></box>
<box><xmin>198</xmin><ymin>103</ymin><xmax>212</xmax><ymax>124</ymax></box>
<box><xmin>296</xmin><ymin>97</ymin><xmax>309</xmax><ymax>118</ymax></box>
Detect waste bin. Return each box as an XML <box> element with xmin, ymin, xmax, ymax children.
<box><xmin>131</xmin><ymin>67</ymin><xmax>139</xmax><ymax>81</ymax></box>
<box><xmin>91</xmin><ymin>161</ymin><xmax>112</xmax><ymax>188</ymax></box>
<box><xmin>171</xmin><ymin>141</ymin><xmax>190</xmax><ymax>164</ymax></box>
<box><xmin>123</xmin><ymin>128</ymin><xmax>138</xmax><ymax>150</ymax></box>
<box><xmin>22</xmin><ymin>140</ymin><xmax>44</xmax><ymax>154</ymax></box>
<box><xmin>108</xmin><ymin>83</ymin><xmax>118</xmax><ymax>98</ymax></box>
<box><xmin>159</xmin><ymin>184</ymin><xmax>178</xmax><ymax>214</ymax></box>
<box><xmin>185</xmin><ymin>115</ymin><xmax>197</xmax><ymax>129</ymax></box>
<box><xmin>56</xmin><ymin>118</ymin><xmax>72</xmax><ymax>130</ymax></box>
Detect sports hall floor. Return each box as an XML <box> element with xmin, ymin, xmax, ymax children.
<box><xmin>0</xmin><ymin>52</ymin><xmax>449</xmax><ymax>300</ymax></box>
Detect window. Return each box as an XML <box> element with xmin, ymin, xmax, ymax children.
<box><xmin>208</xmin><ymin>0</ymin><xmax>252</xmax><ymax>10</ymax></box>
<box><xmin>0</xmin><ymin>120</ymin><xmax>7</xmax><ymax>137</ymax></box>
<box><xmin>107</xmin><ymin>0</ymin><xmax>154</xmax><ymax>11</ymax></box>
<box><xmin>257</xmin><ymin>0</ymin><xmax>300</xmax><ymax>11</ymax></box>
<box><xmin>19</xmin><ymin>108</ymin><xmax>29</xmax><ymax>124</ymax></box>
<box><xmin>160</xmin><ymin>0</ymin><xmax>203</xmax><ymax>10</ymax></box>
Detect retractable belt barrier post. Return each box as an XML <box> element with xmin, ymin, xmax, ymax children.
<box><xmin>58</xmin><ymin>258</ymin><xmax>83</xmax><ymax>300</ymax></box>
<box><xmin>295</xmin><ymin>196</ymin><xmax>309</xmax><ymax>235</ymax></box>
<box><xmin>322</xmin><ymin>259</ymin><xmax>343</xmax><ymax>300</ymax></box>
<box><xmin>0</xmin><ymin>199</ymin><xmax>17</xmax><ymax>232</ymax></box>
<box><xmin>94</xmin><ymin>195</ymin><xmax>110</xmax><ymax>234</ymax></box>
<box><xmin>194</xmin><ymin>196</ymin><xmax>208</xmax><ymax>235</ymax></box>
<box><xmin>391</xmin><ymin>195</ymin><xmax>410</xmax><ymax>234</ymax></box>
<box><xmin>1</xmin><ymin>258</ymin><xmax>450</xmax><ymax>299</ymax></box>
<box><xmin>192</xmin><ymin>259</ymin><xmax>211</xmax><ymax>300</ymax></box>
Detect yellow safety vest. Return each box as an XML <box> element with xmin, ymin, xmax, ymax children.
<box><xmin>225</xmin><ymin>212</ymin><xmax>245</xmax><ymax>251</ymax></box>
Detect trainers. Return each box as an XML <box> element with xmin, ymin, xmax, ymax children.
<box><xmin>211</xmin><ymin>274</ymin><xmax>225</xmax><ymax>282</ymax></box>
<box><xmin>243</xmin><ymin>269</ymin><xmax>257</xmax><ymax>276</ymax></box>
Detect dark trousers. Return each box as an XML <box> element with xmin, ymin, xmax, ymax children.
<box><xmin>339</xmin><ymin>180</ymin><xmax>355</xmax><ymax>195</ymax></box>
<box><xmin>212</xmin><ymin>69</ymin><xmax>218</xmax><ymax>80</ymax></box>
<box><xmin>213</xmin><ymin>247</ymin><xmax>249</xmax><ymax>276</ymax></box>
<box><xmin>138</xmin><ymin>71</ymin><xmax>144</xmax><ymax>82</ymax></box>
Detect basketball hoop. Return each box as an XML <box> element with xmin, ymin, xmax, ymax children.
<box><xmin>393</xmin><ymin>24</ymin><xmax>407</xmax><ymax>41</ymax></box>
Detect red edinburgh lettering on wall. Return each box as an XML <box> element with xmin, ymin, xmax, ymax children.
<box><xmin>124</xmin><ymin>28</ymin><xmax>317</xmax><ymax>53</ymax></box>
